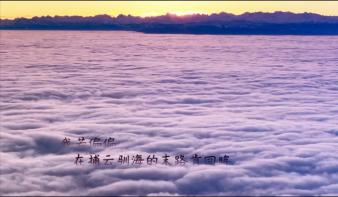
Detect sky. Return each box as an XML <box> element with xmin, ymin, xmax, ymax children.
<box><xmin>1</xmin><ymin>1</ymin><xmax>338</xmax><ymax>19</ymax></box>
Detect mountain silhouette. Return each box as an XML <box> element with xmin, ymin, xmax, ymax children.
<box><xmin>1</xmin><ymin>12</ymin><xmax>338</xmax><ymax>35</ymax></box>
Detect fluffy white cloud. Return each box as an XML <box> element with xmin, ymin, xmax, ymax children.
<box><xmin>0</xmin><ymin>31</ymin><xmax>338</xmax><ymax>195</ymax></box>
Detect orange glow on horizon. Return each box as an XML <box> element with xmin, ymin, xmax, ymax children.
<box><xmin>1</xmin><ymin>1</ymin><xmax>338</xmax><ymax>19</ymax></box>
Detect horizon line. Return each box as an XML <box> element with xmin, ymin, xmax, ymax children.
<box><xmin>2</xmin><ymin>10</ymin><xmax>338</xmax><ymax>20</ymax></box>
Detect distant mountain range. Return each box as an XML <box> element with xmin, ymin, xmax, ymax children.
<box><xmin>1</xmin><ymin>12</ymin><xmax>338</xmax><ymax>35</ymax></box>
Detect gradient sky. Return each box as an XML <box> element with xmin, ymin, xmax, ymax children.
<box><xmin>1</xmin><ymin>1</ymin><xmax>338</xmax><ymax>19</ymax></box>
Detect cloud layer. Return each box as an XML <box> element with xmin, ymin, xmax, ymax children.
<box><xmin>1</xmin><ymin>31</ymin><xmax>338</xmax><ymax>195</ymax></box>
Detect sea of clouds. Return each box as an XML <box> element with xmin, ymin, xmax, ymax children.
<box><xmin>0</xmin><ymin>31</ymin><xmax>338</xmax><ymax>195</ymax></box>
